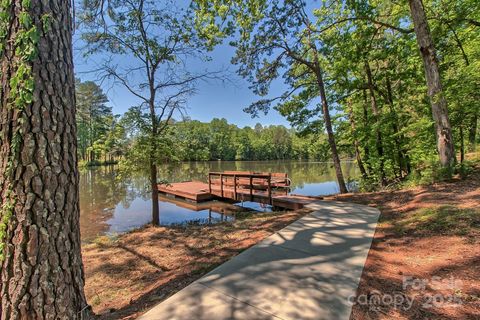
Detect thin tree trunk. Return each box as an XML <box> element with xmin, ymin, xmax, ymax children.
<box><xmin>362</xmin><ymin>89</ymin><xmax>372</xmax><ymax>174</ymax></box>
<box><xmin>150</xmin><ymin>161</ymin><xmax>160</xmax><ymax>225</ymax></box>
<box><xmin>314</xmin><ymin>67</ymin><xmax>348</xmax><ymax>193</ymax></box>
<box><xmin>409</xmin><ymin>0</ymin><xmax>456</xmax><ymax>168</ymax></box>
<box><xmin>0</xmin><ymin>0</ymin><xmax>91</xmax><ymax>318</ymax></box>
<box><xmin>386</xmin><ymin>76</ymin><xmax>411</xmax><ymax>176</ymax></box>
<box><xmin>447</xmin><ymin>24</ymin><xmax>476</xmax><ymax>155</ymax></box>
<box><xmin>301</xmin><ymin>27</ymin><xmax>347</xmax><ymax>193</ymax></box>
<box><xmin>347</xmin><ymin>101</ymin><xmax>368</xmax><ymax>179</ymax></box>
<box><xmin>149</xmin><ymin>100</ymin><xmax>160</xmax><ymax>225</ymax></box>
<box><xmin>89</xmin><ymin>106</ymin><xmax>93</xmax><ymax>160</ymax></box>
<box><xmin>460</xmin><ymin>125</ymin><xmax>465</xmax><ymax>163</ymax></box>
<box><xmin>386</xmin><ymin>77</ymin><xmax>403</xmax><ymax>177</ymax></box>
<box><xmin>364</xmin><ymin>60</ymin><xmax>387</xmax><ymax>185</ymax></box>
<box><xmin>469</xmin><ymin>112</ymin><xmax>478</xmax><ymax>151</ymax></box>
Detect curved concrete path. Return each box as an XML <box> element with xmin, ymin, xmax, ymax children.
<box><xmin>139</xmin><ymin>201</ymin><xmax>380</xmax><ymax>320</ymax></box>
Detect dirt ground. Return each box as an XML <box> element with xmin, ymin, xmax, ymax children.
<box><xmin>326</xmin><ymin>163</ymin><xmax>480</xmax><ymax>319</ymax></box>
<box><xmin>82</xmin><ymin>208</ymin><xmax>312</xmax><ymax>319</ymax></box>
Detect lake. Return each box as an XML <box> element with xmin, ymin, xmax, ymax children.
<box><xmin>79</xmin><ymin>161</ymin><xmax>358</xmax><ymax>241</ymax></box>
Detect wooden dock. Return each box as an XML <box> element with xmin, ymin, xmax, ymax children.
<box><xmin>158</xmin><ymin>181</ymin><xmax>214</xmax><ymax>202</ymax></box>
<box><xmin>158</xmin><ymin>172</ymin><xmax>318</xmax><ymax>210</ymax></box>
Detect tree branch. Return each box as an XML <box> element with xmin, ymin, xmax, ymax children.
<box><xmin>317</xmin><ymin>16</ymin><xmax>414</xmax><ymax>34</ymax></box>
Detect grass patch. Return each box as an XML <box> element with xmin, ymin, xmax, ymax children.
<box><xmin>91</xmin><ymin>234</ymin><xmax>119</xmax><ymax>247</ymax></box>
<box><xmin>91</xmin><ymin>295</ymin><xmax>102</xmax><ymax>307</ymax></box>
<box><xmin>235</xmin><ymin>210</ymin><xmax>282</xmax><ymax>220</ymax></box>
<box><xmin>392</xmin><ymin>206</ymin><xmax>480</xmax><ymax>236</ymax></box>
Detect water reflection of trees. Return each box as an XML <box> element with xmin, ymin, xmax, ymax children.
<box><xmin>79</xmin><ymin>166</ymin><xmax>132</xmax><ymax>240</ymax></box>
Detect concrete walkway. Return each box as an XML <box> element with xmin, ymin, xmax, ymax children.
<box><xmin>139</xmin><ymin>201</ymin><xmax>380</xmax><ymax>320</ymax></box>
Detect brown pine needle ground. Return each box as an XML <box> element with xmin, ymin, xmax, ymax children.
<box><xmin>82</xmin><ymin>209</ymin><xmax>312</xmax><ymax>319</ymax></box>
<box><xmin>326</xmin><ymin>163</ymin><xmax>480</xmax><ymax>319</ymax></box>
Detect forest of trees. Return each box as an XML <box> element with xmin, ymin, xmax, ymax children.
<box><xmin>75</xmin><ymin>91</ymin><xmax>332</xmax><ymax>165</ymax></box>
<box><xmin>0</xmin><ymin>0</ymin><xmax>479</xmax><ymax>318</ymax></box>
<box><xmin>194</xmin><ymin>0</ymin><xmax>479</xmax><ymax>189</ymax></box>
<box><xmin>76</xmin><ymin>79</ymin><xmax>125</xmax><ymax>164</ymax></box>
<box><xmin>127</xmin><ymin>118</ymin><xmax>331</xmax><ymax>162</ymax></box>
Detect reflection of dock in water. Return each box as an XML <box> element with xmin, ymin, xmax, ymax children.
<box><xmin>158</xmin><ymin>194</ymin><xmax>251</xmax><ymax>224</ymax></box>
<box><xmin>158</xmin><ymin>172</ymin><xmax>320</xmax><ymax>210</ymax></box>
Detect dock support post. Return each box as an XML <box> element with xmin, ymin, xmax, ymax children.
<box><xmin>220</xmin><ymin>174</ymin><xmax>224</xmax><ymax>198</ymax></box>
<box><xmin>268</xmin><ymin>174</ymin><xmax>272</xmax><ymax>205</ymax></box>
<box><xmin>249</xmin><ymin>176</ymin><xmax>253</xmax><ymax>201</ymax></box>
<box><xmin>208</xmin><ymin>173</ymin><xmax>212</xmax><ymax>194</ymax></box>
<box><xmin>234</xmin><ymin>174</ymin><xmax>237</xmax><ymax>201</ymax></box>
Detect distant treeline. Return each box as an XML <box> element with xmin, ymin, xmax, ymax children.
<box><xmin>170</xmin><ymin>119</ymin><xmax>330</xmax><ymax>161</ymax></box>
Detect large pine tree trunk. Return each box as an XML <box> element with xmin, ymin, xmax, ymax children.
<box><xmin>314</xmin><ymin>68</ymin><xmax>348</xmax><ymax>193</ymax></box>
<box><xmin>0</xmin><ymin>0</ymin><xmax>91</xmax><ymax>319</ymax></box>
<box><xmin>409</xmin><ymin>0</ymin><xmax>456</xmax><ymax>167</ymax></box>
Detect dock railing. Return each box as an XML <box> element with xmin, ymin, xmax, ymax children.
<box><xmin>208</xmin><ymin>172</ymin><xmax>273</xmax><ymax>205</ymax></box>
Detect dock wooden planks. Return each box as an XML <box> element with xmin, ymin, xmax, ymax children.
<box><xmin>158</xmin><ymin>181</ymin><xmax>214</xmax><ymax>202</ymax></box>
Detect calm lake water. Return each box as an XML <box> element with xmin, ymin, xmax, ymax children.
<box><xmin>79</xmin><ymin>161</ymin><xmax>358</xmax><ymax>241</ymax></box>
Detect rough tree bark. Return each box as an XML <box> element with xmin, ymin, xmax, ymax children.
<box><xmin>409</xmin><ymin>0</ymin><xmax>456</xmax><ymax>167</ymax></box>
<box><xmin>0</xmin><ymin>1</ymin><xmax>91</xmax><ymax>319</ymax></box>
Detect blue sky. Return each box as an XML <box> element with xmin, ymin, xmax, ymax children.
<box><xmin>73</xmin><ymin>35</ymin><xmax>291</xmax><ymax>128</ymax></box>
